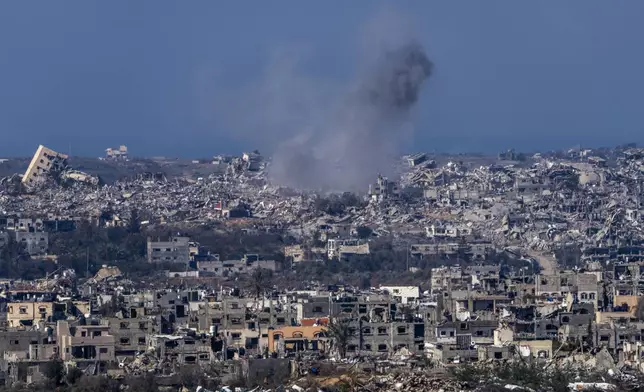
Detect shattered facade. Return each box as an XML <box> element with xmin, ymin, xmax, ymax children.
<box><xmin>1</xmin><ymin>144</ymin><xmax>644</xmax><ymax>390</ymax></box>
<box><xmin>22</xmin><ymin>145</ymin><xmax>68</xmax><ymax>187</ymax></box>
<box><xmin>147</xmin><ymin>236</ymin><xmax>191</xmax><ymax>264</ymax></box>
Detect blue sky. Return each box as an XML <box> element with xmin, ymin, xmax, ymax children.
<box><xmin>1</xmin><ymin>1</ymin><xmax>643</xmax><ymax>157</ymax></box>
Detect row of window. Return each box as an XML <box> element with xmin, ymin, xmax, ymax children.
<box><xmin>211</xmin><ymin>316</ymin><xmax>289</xmax><ymax>324</ymax></box>
<box><xmin>272</xmin><ymin>331</ymin><xmax>326</xmax><ymax>340</ymax></box>
<box><xmin>79</xmin><ymin>330</ymin><xmax>103</xmax><ymax>338</ymax></box>
<box><xmin>218</xmin><ymin>325</ymin><xmax>410</xmax><ymax>336</ymax></box>
<box><xmin>118</xmin><ymin>337</ymin><xmax>147</xmax><ymax>346</ymax></box>
<box><xmin>538</xmin><ymin>292</ymin><xmax>596</xmax><ymax>300</ymax></box>
<box><xmin>119</xmin><ymin>322</ymin><xmax>148</xmax><ymax>330</ymax></box>
<box><xmin>8</xmin><ymin>306</ymin><xmax>47</xmax><ymax>314</ymax></box>
<box><xmin>361</xmin><ymin>326</ymin><xmax>408</xmax><ymax>335</ymax></box>
<box><xmin>343</xmin><ymin>343</ymin><xmax>422</xmax><ymax>352</ymax></box>
<box><xmin>439</xmin><ymin>330</ymin><xmax>492</xmax><ymax>337</ymax></box>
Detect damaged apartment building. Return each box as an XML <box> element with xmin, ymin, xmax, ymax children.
<box><xmin>3</xmin><ymin>256</ymin><xmax>644</xmax><ymax>384</ymax></box>
<box><xmin>146</xmin><ymin>236</ymin><xmax>281</xmax><ymax>277</ymax></box>
<box><xmin>146</xmin><ymin>236</ymin><xmax>192</xmax><ymax>264</ymax></box>
<box><xmin>21</xmin><ymin>145</ymin><xmax>68</xmax><ymax>188</ymax></box>
<box><xmin>0</xmin><ymin>279</ymin><xmax>444</xmax><ymax>384</ymax></box>
<box><xmin>104</xmin><ymin>145</ymin><xmax>128</xmax><ymax>161</ymax></box>
<box><xmin>2</xmin><ymin>142</ymin><xmax>644</xmax><ymax>384</ymax></box>
<box><xmin>197</xmin><ymin>254</ymin><xmax>281</xmax><ymax>277</ymax></box>
<box><xmin>19</xmin><ymin>144</ymin><xmax>99</xmax><ymax>190</ymax></box>
<box><xmin>0</xmin><ymin>217</ymin><xmax>50</xmax><ymax>256</ymax></box>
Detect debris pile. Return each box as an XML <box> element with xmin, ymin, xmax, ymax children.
<box><xmin>364</xmin><ymin>371</ymin><xmax>470</xmax><ymax>392</ymax></box>
<box><xmin>0</xmin><ymin>144</ymin><xmax>643</xmax><ymax>276</ymax></box>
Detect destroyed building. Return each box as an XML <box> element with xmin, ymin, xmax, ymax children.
<box><xmin>15</xmin><ymin>231</ymin><xmax>48</xmax><ymax>256</ymax></box>
<box><xmin>21</xmin><ymin>145</ymin><xmax>68</xmax><ymax>187</ymax></box>
<box><xmin>407</xmin><ymin>153</ymin><xmax>428</xmax><ymax>168</ymax></box>
<box><xmin>327</xmin><ymin>239</ymin><xmax>370</xmax><ymax>259</ymax></box>
<box><xmin>105</xmin><ymin>145</ymin><xmax>128</xmax><ymax>160</ymax></box>
<box><xmin>1</xmin><ymin>143</ymin><xmax>644</xmax><ymax>389</ymax></box>
<box><xmin>197</xmin><ymin>254</ymin><xmax>280</xmax><ymax>276</ymax></box>
<box><xmin>146</xmin><ymin>236</ymin><xmax>191</xmax><ymax>264</ymax></box>
<box><xmin>368</xmin><ymin>174</ymin><xmax>400</xmax><ymax>202</ymax></box>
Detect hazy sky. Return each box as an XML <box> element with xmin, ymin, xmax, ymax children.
<box><xmin>1</xmin><ymin>1</ymin><xmax>643</xmax><ymax>158</ymax></box>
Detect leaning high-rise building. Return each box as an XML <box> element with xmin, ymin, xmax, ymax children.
<box><xmin>22</xmin><ymin>145</ymin><xmax>68</xmax><ymax>187</ymax></box>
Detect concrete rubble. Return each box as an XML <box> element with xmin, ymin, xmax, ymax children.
<box><xmin>355</xmin><ymin>371</ymin><xmax>469</xmax><ymax>392</ymax></box>
<box><xmin>0</xmin><ymin>145</ymin><xmax>642</xmax><ymax>269</ymax></box>
<box><xmin>2</xmin><ymin>144</ymin><xmax>644</xmax><ymax>390</ymax></box>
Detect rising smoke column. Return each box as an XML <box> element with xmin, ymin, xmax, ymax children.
<box><xmin>268</xmin><ymin>41</ymin><xmax>433</xmax><ymax>191</ymax></box>
<box><xmin>364</xmin><ymin>42</ymin><xmax>433</xmax><ymax>114</ymax></box>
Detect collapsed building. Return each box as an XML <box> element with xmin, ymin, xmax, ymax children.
<box><xmin>0</xmin><ymin>143</ymin><xmax>644</xmax><ymax>388</ymax></box>
<box><xmin>19</xmin><ymin>145</ymin><xmax>99</xmax><ymax>190</ymax></box>
<box><xmin>105</xmin><ymin>145</ymin><xmax>128</xmax><ymax>160</ymax></box>
<box><xmin>21</xmin><ymin>145</ymin><xmax>68</xmax><ymax>187</ymax></box>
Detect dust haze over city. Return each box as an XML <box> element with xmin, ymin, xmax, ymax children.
<box><xmin>2</xmin><ymin>2</ymin><xmax>644</xmax><ymax>158</ymax></box>
<box><xmin>266</xmin><ymin>41</ymin><xmax>431</xmax><ymax>191</ymax></box>
<box><xmin>215</xmin><ymin>8</ymin><xmax>433</xmax><ymax>191</ymax></box>
<box><xmin>3</xmin><ymin>2</ymin><xmax>644</xmax><ymax>392</ymax></box>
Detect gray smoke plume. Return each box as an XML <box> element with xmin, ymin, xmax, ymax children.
<box><xmin>364</xmin><ymin>43</ymin><xmax>433</xmax><ymax>113</ymax></box>
<box><xmin>207</xmin><ymin>6</ymin><xmax>432</xmax><ymax>192</ymax></box>
<box><xmin>268</xmin><ymin>42</ymin><xmax>433</xmax><ymax>191</ymax></box>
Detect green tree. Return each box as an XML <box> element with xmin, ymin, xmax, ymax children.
<box><xmin>0</xmin><ymin>237</ymin><xmax>32</xmax><ymax>278</ymax></box>
<box><xmin>42</xmin><ymin>358</ymin><xmax>65</xmax><ymax>388</ymax></box>
<box><xmin>65</xmin><ymin>366</ymin><xmax>84</xmax><ymax>385</ymax></box>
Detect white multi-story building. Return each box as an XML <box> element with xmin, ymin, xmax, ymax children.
<box><xmin>380</xmin><ymin>286</ymin><xmax>421</xmax><ymax>304</ymax></box>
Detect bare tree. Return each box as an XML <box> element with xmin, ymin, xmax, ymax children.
<box><xmin>636</xmin><ymin>296</ymin><xmax>644</xmax><ymax>321</ymax></box>
<box><xmin>325</xmin><ymin>317</ymin><xmax>356</xmax><ymax>359</ymax></box>
<box><xmin>245</xmin><ymin>268</ymin><xmax>273</xmax><ymax>356</ymax></box>
<box><xmin>246</xmin><ymin>268</ymin><xmax>273</xmax><ymax>299</ymax></box>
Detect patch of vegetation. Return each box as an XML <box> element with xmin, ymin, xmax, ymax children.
<box><xmin>451</xmin><ymin>360</ymin><xmax>606</xmax><ymax>392</ymax></box>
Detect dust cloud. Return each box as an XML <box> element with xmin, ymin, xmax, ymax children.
<box><xmin>213</xmin><ymin>9</ymin><xmax>433</xmax><ymax>192</ymax></box>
